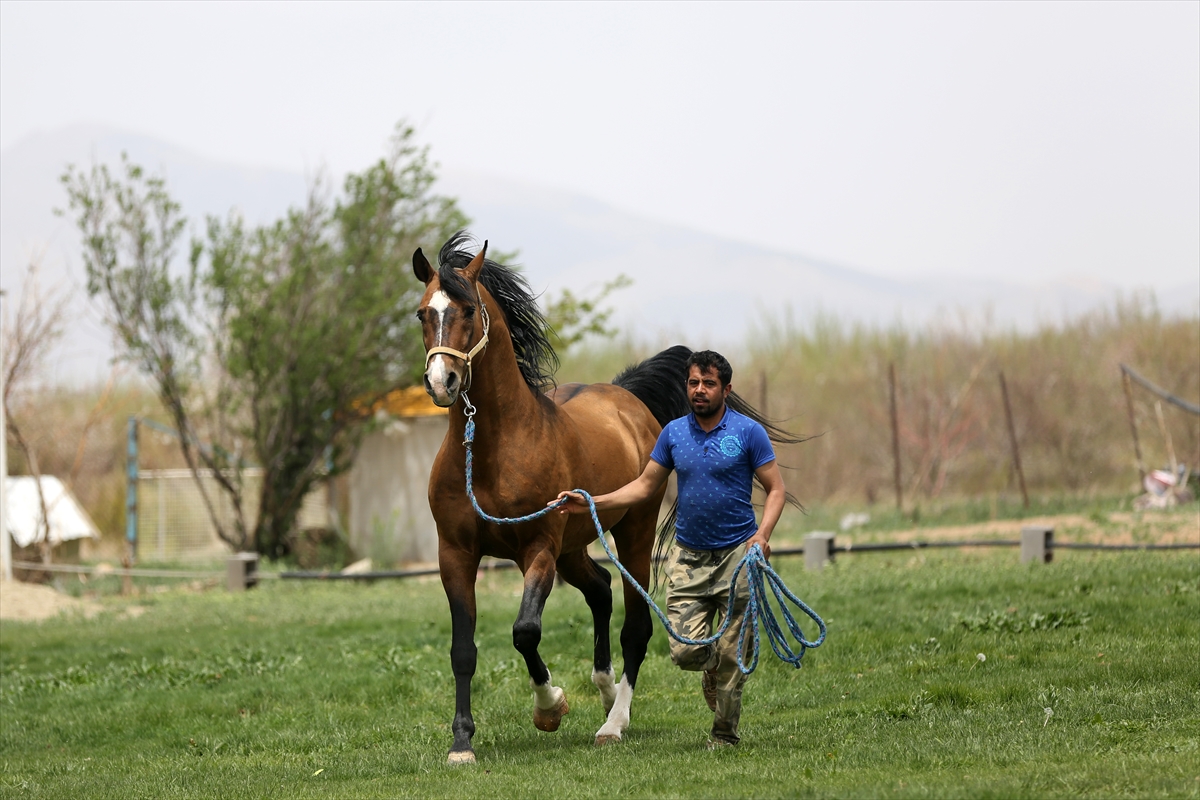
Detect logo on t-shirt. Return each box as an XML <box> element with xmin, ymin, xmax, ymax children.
<box><xmin>718</xmin><ymin>435</ymin><xmax>742</xmax><ymax>457</ymax></box>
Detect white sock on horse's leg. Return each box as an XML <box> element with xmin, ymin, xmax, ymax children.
<box><xmin>531</xmin><ymin>673</ymin><xmax>565</xmax><ymax>710</ymax></box>
<box><xmin>592</xmin><ymin>666</ymin><xmax>617</xmax><ymax>714</ymax></box>
<box><xmin>594</xmin><ymin>673</ymin><xmax>633</xmax><ymax>743</ymax></box>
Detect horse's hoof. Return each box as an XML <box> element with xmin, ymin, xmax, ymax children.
<box><xmin>594</xmin><ymin>733</ymin><xmax>622</xmax><ymax>746</ymax></box>
<box><xmin>446</xmin><ymin>750</ymin><xmax>476</xmax><ymax>766</ymax></box>
<box><xmin>533</xmin><ymin>695</ymin><xmax>569</xmax><ymax>732</ymax></box>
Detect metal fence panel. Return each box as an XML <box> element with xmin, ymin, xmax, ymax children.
<box><xmin>137</xmin><ymin>468</ymin><xmax>327</xmax><ymax>561</ymax></box>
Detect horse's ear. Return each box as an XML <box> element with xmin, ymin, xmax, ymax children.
<box><xmin>412</xmin><ymin>247</ymin><xmax>433</xmax><ymax>284</ymax></box>
<box><xmin>462</xmin><ymin>241</ymin><xmax>488</xmax><ymax>283</ymax></box>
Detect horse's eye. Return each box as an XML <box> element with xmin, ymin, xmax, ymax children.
<box><xmin>464</xmin><ymin>305</ymin><xmax>476</xmax><ymax>318</ymax></box>
<box><xmin>415</xmin><ymin>309</ymin><xmax>426</xmax><ymax>322</ymax></box>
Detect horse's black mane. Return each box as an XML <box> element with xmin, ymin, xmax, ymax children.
<box><xmin>437</xmin><ymin>231</ymin><xmax>558</xmax><ymax>392</ymax></box>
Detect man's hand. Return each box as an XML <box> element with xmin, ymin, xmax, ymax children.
<box><xmin>745</xmin><ymin>530</ymin><xmax>771</xmax><ymax>560</ymax></box>
<box><xmin>550</xmin><ymin>461</ymin><xmax>670</xmax><ymax>518</ymax></box>
<box><xmin>552</xmin><ymin>491</ymin><xmax>590</xmax><ymax>515</ymax></box>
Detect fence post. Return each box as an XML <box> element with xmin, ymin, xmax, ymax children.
<box><xmin>1020</xmin><ymin>526</ymin><xmax>1053</xmax><ymax>564</ymax></box>
<box><xmin>999</xmin><ymin>371</ymin><xmax>1029</xmax><ymax>509</ymax></box>
<box><xmin>888</xmin><ymin>363</ymin><xmax>903</xmax><ymax>510</ymax></box>
<box><xmin>805</xmin><ymin>532</ymin><xmax>836</xmax><ymax>571</ymax></box>
<box><xmin>227</xmin><ymin>552</ymin><xmax>259</xmax><ymax>591</ymax></box>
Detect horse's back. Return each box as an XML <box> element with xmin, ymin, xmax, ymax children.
<box><xmin>548</xmin><ymin>382</ymin><xmax>662</xmax><ymax>470</ymax></box>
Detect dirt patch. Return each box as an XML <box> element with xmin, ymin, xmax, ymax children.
<box><xmin>0</xmin><ymin>580</ymin><xmax>101</xmax><ymax>623</ymax></box>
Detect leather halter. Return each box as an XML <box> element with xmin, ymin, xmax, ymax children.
<box><xmin>424</xmin><ymin>293</ymin><xmax>490</xmax><ymax>393</ymax></box>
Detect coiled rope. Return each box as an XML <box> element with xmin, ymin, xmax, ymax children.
<box><xmin>461</xmin><ymin>394</ymin><xmax>826</xmax><ymax>675</ymax></box>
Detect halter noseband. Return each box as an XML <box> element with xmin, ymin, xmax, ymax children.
<box><xmin>424</xmin><ymin>294</ymin><xmax>490</xmax><ymax>393</ymax></box>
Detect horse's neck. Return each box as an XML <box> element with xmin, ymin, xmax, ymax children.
<box><xmin>446</xmin><ymin>312</ymin><xmax>542</xmax><ymax>452</ymax></box>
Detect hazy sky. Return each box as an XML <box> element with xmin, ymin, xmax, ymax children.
<box><xmin>2</xmin><ymin>1</ymin><xmax>1197</xmax><ymax>290</ymax></box>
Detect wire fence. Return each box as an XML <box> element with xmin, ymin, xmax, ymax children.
<box><xmin>278</xmin><ymin>535</ymin><xmax>1200</xmax><ymax>580</ymax></box>
<box><xmin>137</xmin><ymin>468</ymin><xmax>328</xmax><ymax>561</ymax></box>
<box><xmin>10</xmin><ymin>530</ymin><xmax>1197</xmax><ymax>592</ymax></box>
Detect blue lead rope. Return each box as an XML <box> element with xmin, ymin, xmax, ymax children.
<box><xmin>462</xmin><ymin>405</ymin><xmax>826</xmax><ymax>675</ymax></box>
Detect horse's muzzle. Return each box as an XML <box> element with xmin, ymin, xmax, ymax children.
<box><xmin>424</xmin><ymin>359</ymin><xmax>462</xmax><ymax>407</ymax></box>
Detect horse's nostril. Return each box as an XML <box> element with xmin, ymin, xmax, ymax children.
<box><xmin>446</xmin><ymin>372</ymin><xmax>459</xmax><ymax>392</ymax></box>
<box><xmin>423</xmin><ymin>374</ymin><xmax>433</xmax><ymax>393</ymax></box>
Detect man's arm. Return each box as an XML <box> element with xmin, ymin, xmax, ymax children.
<box><xmin>553</xmin><ymin>459</ymin><xmax>672</xmax><ymax>515</ymax></box>
<box><xmin>745</xmin><ymin>459</ymin><xmax>786</xmax><ymax>559</ymax></box>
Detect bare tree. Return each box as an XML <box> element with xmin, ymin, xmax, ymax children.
<box><xmin>3</xmin><ymin>261</ymin><xmax>70</xmax><ymax>566</ymax></box>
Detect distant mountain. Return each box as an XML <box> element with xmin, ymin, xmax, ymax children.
<box><xmin>1</xmin><ymin>125</ymin><xmax>308</xmax><ymax>384</ymax></box>
<box><xmin>1</xmin><ymin>126</ymin><xmax>1194</xmax><ymax>383</ymax></box>
<box><xmin>439</xmin><ymin>169</ymin><xmax>1196</xmax><ymax>348</ymax></box>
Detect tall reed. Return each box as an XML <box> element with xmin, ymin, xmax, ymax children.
<box><xmin>560</xmin><ymin>297</ymin><xmax>1200</xmax><ymax>509</ymax></box>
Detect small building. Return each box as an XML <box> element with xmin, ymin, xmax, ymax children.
<box><xmin>348</xmin><ymin>387</ymin><xmax>448</xmax><ymax>566</ymax></box>
<box><xmin>4</xmin><ymin>475</ymin><xmax>101</xmax><ymax>562</ymax></box>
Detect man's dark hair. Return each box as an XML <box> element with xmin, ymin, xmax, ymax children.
<box><xmin>685</xmin><ymin>350</ymin><xmax>732</xmax><ymax>387</ymax></box>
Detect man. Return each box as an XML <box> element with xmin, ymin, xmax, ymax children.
<box><xmin>555</xmin><ymin>350</ymin><xmax>786</xmax><ymax>747</ymax></box>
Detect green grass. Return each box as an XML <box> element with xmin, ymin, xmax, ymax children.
<box><xmin>2</xmin><ymin>548</ymin><xmax>1198</xmax><ymax>799</ymax></box>
<box><xmin>785</xmin><ymin>493</ymin><xmax>1135</xmax><ymax>538</ymax></box>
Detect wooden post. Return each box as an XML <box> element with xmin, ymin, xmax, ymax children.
<box><xmin>120</xmin><ymin>553</ymin><xmax>133</xmax><ymax>596</ymax></box>
<box><xmin>999</xmin><ymin>371</ymin><xmax>1029</xmax><ymax>509</ymax></box>
<box><xmin>804</xmin><ymin>532</ymin><xmax>836</xmax><ymax>571</ymax></box>
<box><xmin>888</xmin><ymin>363</ymin><xmax>902</xmax><ymax>510</ymax></box>
<box><xmin>1121</xmin><ymin>368</ymin><xmax>1146</xmax><ymax>483</ymax></box>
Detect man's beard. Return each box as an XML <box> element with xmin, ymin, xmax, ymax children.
<box><xmin>690</xmin><ymin>395</ymin><xmax>723</xmax><ymax>420</ymax></box>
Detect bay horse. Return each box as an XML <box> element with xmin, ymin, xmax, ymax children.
<box><xmin>413</xmin><ymin>233</ymin><xmax>792</xmax><ymax>764</ymax></box>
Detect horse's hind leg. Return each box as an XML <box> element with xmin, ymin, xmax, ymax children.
<box><xmin>557</xmin><ymin>549</ymin><xmax>617</xmax><ymax>713</ymax></box>
<box><xmin>594</xmin><ymin>506</ymin><xmax>656</xmax><ymax>745</ymax></box>
<box><xmin>513</xmin><ymin>547</ymin><xmax>570</xmax><ymax>732</ymax></box>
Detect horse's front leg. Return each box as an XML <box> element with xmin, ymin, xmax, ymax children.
<box><xmin>514</xmin><ymin>547</ymin><xmax>569</xmax><ymax>732</ymax></box>
<box><xmin>440</xmin><ymin>548</ymin><xmax>481</xmax><ymax>765</ymax></box>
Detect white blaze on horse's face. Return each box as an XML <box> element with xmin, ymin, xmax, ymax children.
<box><xmin>418</xmin><ymin>282</ymin><xmax>477</xmax><ymax>407</ymax></box>
<box><xmin>425</xmin><ymin>291</ymin><xmax>455</xmax><ymax>402</ymax></box>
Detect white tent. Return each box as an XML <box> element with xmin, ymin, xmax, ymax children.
<box><xmin>4</xmin><ymin>476</ymin><xmax>101</xmax><ymax>548</ymax></box>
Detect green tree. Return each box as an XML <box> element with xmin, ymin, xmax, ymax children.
<box><xmin>61</xmin><ymin>123</ymin><xmax>468</xmax><ymax>559</ymax></box>
<box><xmin>544</xmin><ymin>274</ymin><xmax>633</xmax><ymax>353</ymax></box>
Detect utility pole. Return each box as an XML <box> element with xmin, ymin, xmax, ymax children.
<box><xmin>1</xmin><ymin>288</ymin><xmax>11</xmax><ymax>582</ymax></box>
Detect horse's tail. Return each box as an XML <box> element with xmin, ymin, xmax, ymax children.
<box><xmin>612</xmin><ymin>345</ymin><xmax>809</xmax><ymax>590</ymax></box>
<box><xmin>611</xmin><ymin>344</ymin><xmax>692</xmax><ymax>428</ymax></box>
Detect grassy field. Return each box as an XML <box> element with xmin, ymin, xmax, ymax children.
<box><xmin>2</xmin><ymin>543</ymin><xmax>1198</xmax><ymax>799</ymax></box>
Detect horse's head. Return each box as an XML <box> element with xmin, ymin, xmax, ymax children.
<box><xmin>413</xmin><ymin>242</ymin><xmax>490</xmax><ymax>407</ymax></box>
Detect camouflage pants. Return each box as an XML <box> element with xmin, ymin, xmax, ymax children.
<box><xmin>665</xmin><ymin>541</ymin><xmax>751</xmax><ymax>743</ymax></box>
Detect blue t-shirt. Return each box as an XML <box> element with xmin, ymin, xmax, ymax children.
<box><xmin>649</xmin><ymin>406</ymin><xmax>776</xmax><ymax>550</ymax></box>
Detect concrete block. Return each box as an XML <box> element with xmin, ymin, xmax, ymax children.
<box><xmin>1020</xmin><ymin>526</ymin><xmax>1054</xmax><ymax>564</ymax></box>
<box><xmin>227</xmin><ymin>552</ymin><xmax>259</xmax><ymax>591</ymax></box>
<box><xmin>805</xmin><ymin>532</ymin><xmax>836</xmax><ymax>571</ymax></box>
